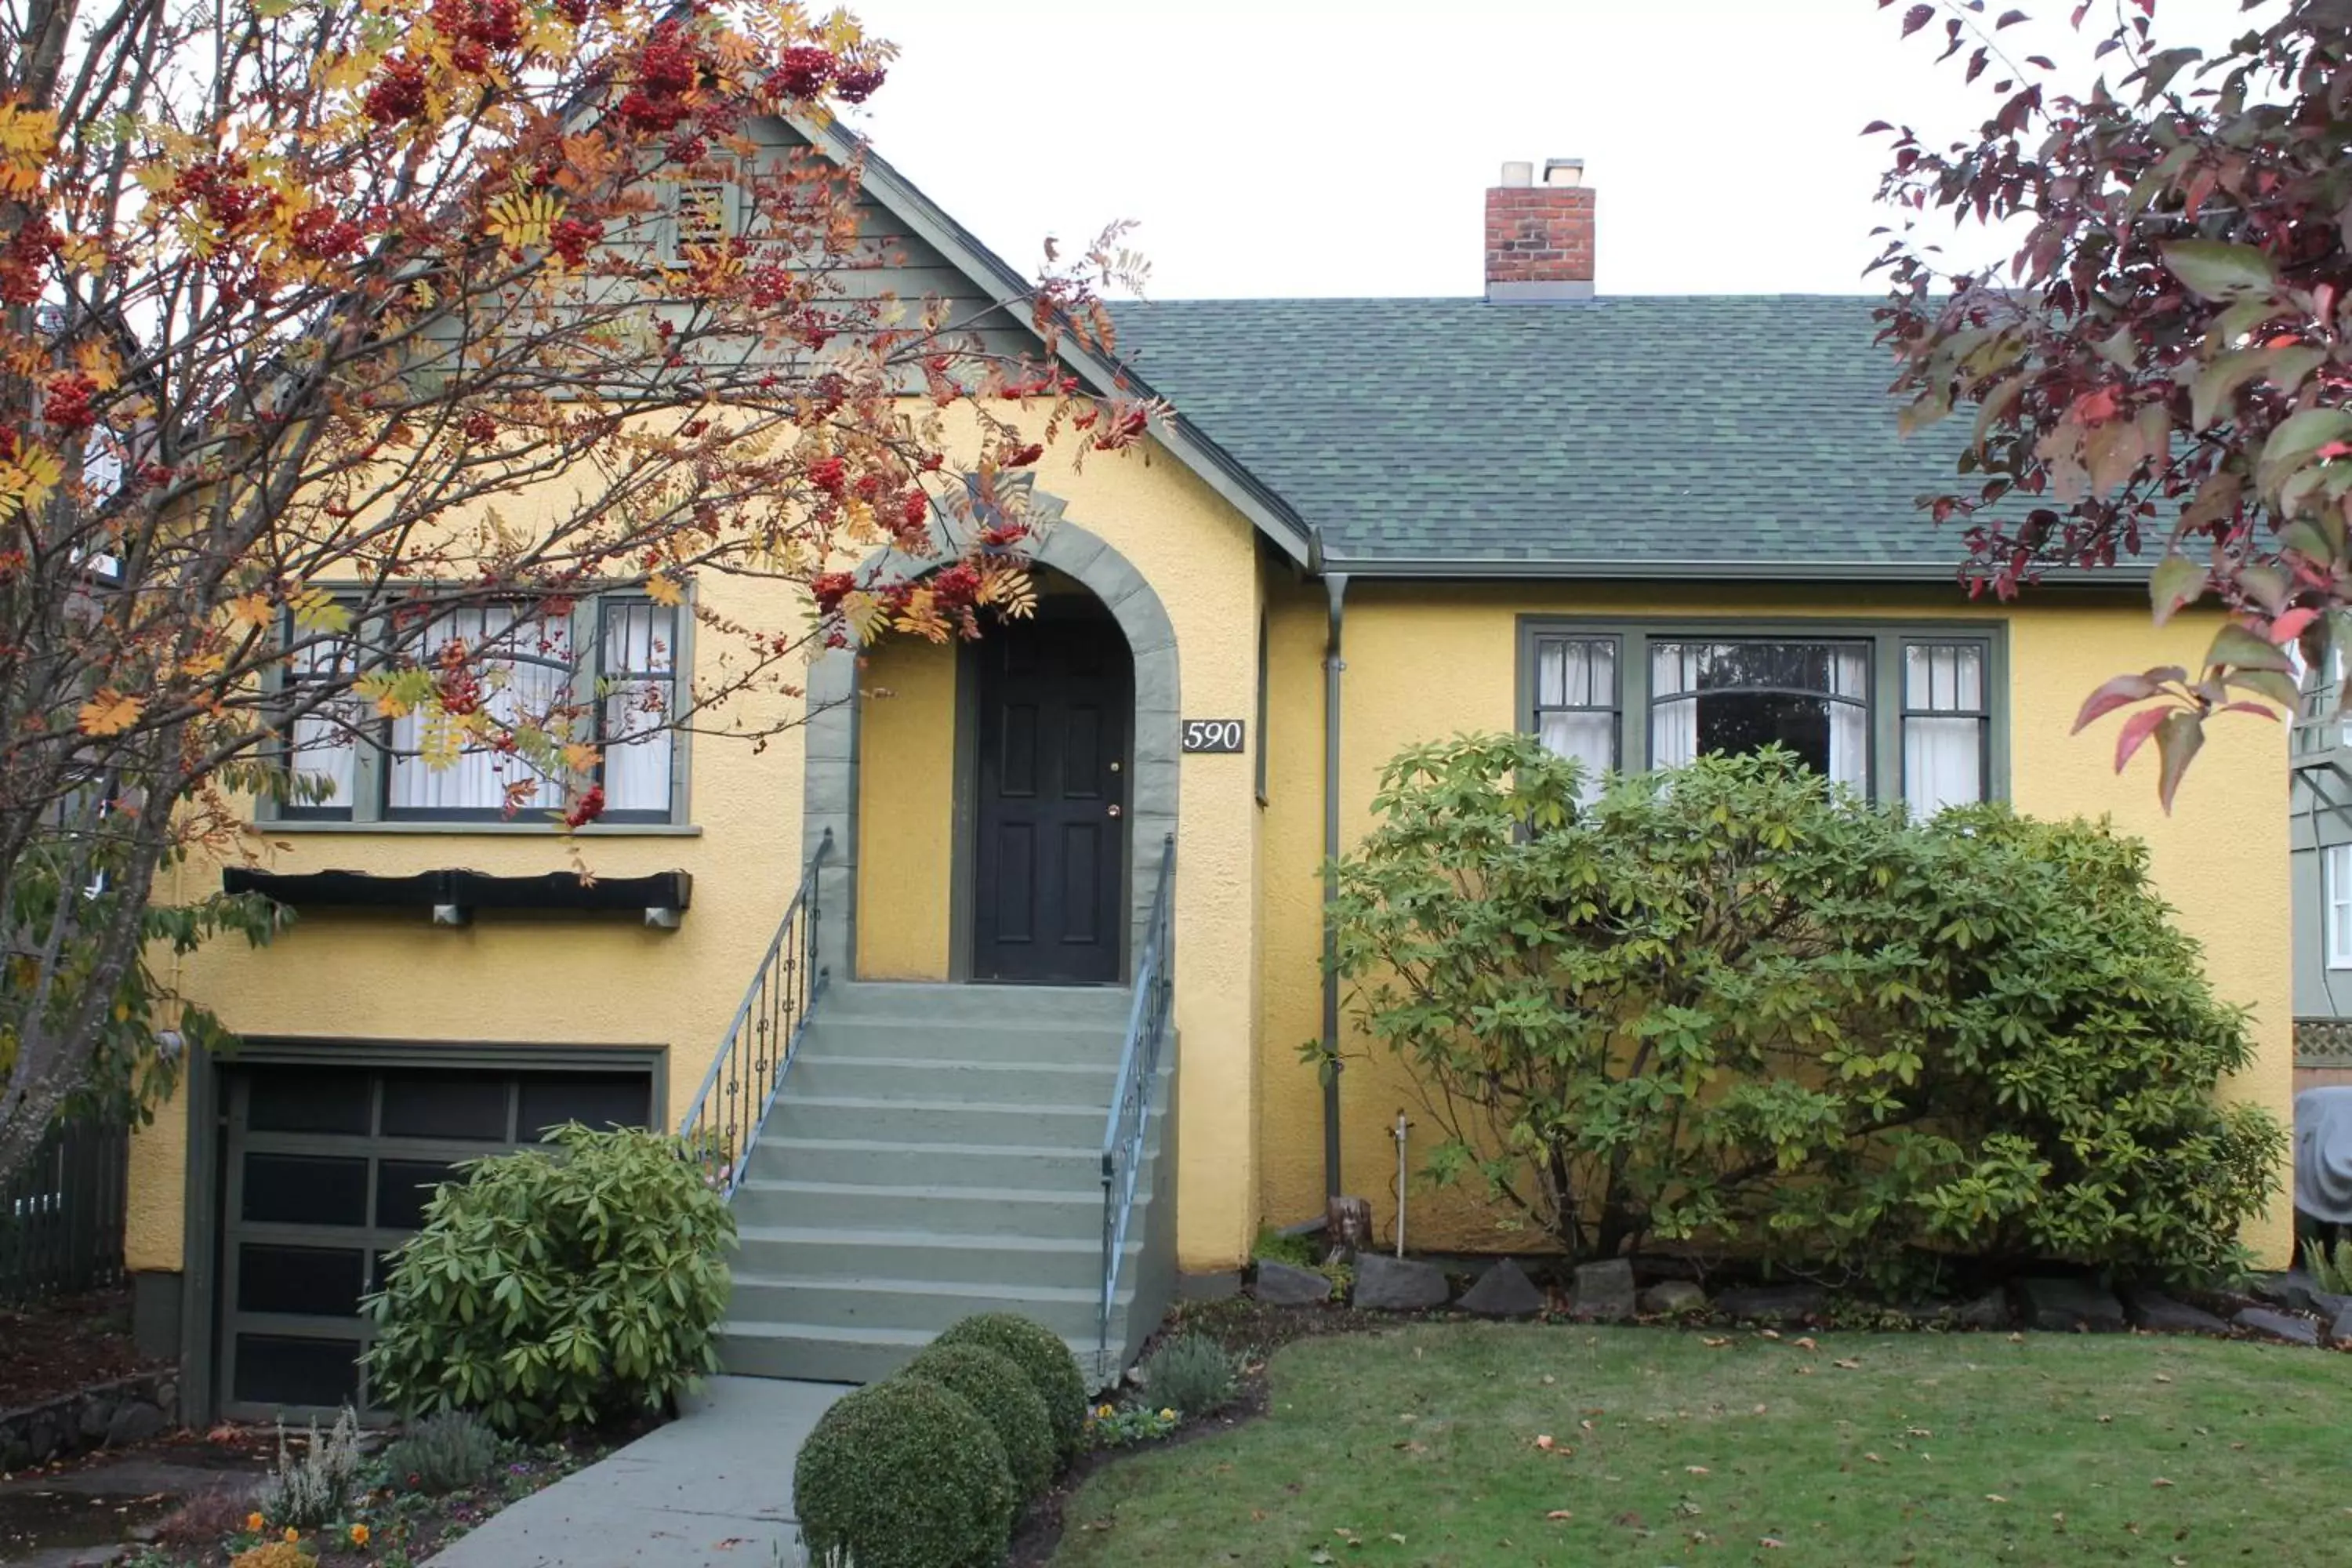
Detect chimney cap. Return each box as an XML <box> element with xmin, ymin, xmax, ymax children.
<box><xmin>1498</xmin><ymin>160</ymin><xmax>1534</xmax><ymax>188</ymax></box>
<box><xmin>1542</xmin><ymin>158</ymin><xmax>1585</xmax><ymax>187</ymax></box>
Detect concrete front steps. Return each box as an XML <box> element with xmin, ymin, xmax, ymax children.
<box><xmin>717</xmin><ymin>982</ymin><xmax>1174</xmax><ymax>1388</ymax></box>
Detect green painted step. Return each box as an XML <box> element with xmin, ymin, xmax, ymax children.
<box><xmin>733</xmin><ymin>1225</ymin><xmax>1140</xmax><ymax>1290</ymax></box>
<box><xmin>729</xmin><ymin>1177</ymin><xmax>1142</xmax><ymax>1239</ymax></box>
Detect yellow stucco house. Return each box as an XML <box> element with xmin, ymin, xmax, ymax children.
<box><xmin>128</xmin><ymin>132</ymin><xmax>2293</xmax><ymax>1422</ymax></box>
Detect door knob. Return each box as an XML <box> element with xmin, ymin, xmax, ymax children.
<box><xmin>1107</xmin><ymin>804</ymin><xmax>1122</xmax><ymax>818</ymax></box>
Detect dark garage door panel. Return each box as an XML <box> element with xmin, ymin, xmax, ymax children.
<box><xmin>219</xmin><ymin>1063</ymin><xmax>651</xmax><ymax>1420</ymax></box>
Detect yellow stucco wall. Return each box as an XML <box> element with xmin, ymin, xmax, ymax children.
<box><xmin>133</xmin><ymin>500</ymin><xmax>2295</xmax><ymax>1281</ymax></box>
<box><xmin>1254</xmin><ymin>579</ymin><xmax>2295</xmax><ymax>1268</ymax></box>
<box><xmin>855</xmin><ymin>635</ymin><xmax>957</xmax><ymax>980</ymax></box>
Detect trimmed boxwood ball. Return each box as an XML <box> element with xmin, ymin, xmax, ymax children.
<box><xmin>932</xmin><ymin>1312</ymin><xmax>1089</xmax><ymax>1463</ymax></box>
<box><xmin>793</xmin><ymin>1377</ymin><xmax>1016</xmax><ymax>1568</ymax></box>
<box><xmin>902</xmin><ymin>1341</ymin><xmax>1057</xmax><ymax>1499</ymax></box>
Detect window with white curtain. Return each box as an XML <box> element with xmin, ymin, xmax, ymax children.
<box><xmin>1531</xmin><ymin>634</ymin><xmax>1618</xmax><ymax>796</ymax></box>
<box><xmin>1523</xmin><ymin>622</ymin><xmax>1999</xmax><ymax>809</ymax></box>
<box><xmin>2328</xmin><ymin>844</ymin><xmax>2352</xmax><ymax>970</ymax></box>
<box><xmin>1650</xmin><ymin>640</ymin><xmax>1870</xmax><ymax>790</ymax></box>
<box><xmin>1901</xmin><ymin>641</ymin><xmax>1987</xmax><ymax>817</ymax></box>
<box><xmin>275</xmin><ymin>593</ymin><xmax>681</xmax><ymax>826</ymax></box>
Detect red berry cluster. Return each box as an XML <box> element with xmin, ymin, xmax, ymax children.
<box><xmin>290</xmin><ymin>206</ymin><xmax>365</xmax><ymax>263</ymax></box>
<box><xmin>617</xmin><ymin>21</ymin><xmax>703</xmax><ymax>134</ymax></box>
<box><xmin>810</xmin><ymin>572</ymin><xmax>855</xmax><ymax>612</ymax></box>
<box><xmin>459</xmin><ymin>411</ymin><xmax>498</xmax><ymax>442</ymax></box>
<box><xmin>42</xmin><ymin>373</ymin><xmax>98</xmax><ymax>435</ymax></box>
<box><xmin>430</xmin><ymin>0</ymin><xmax>522</xmax><ymax>52</ymax></box>
<box><xmin>0</xmin><ymin>213</ymin><xmax>60</xmax><ymax>307</ymax></box>
<box><xmin>833</xmin><ymin>65</ymin><xmax>885</xmax><ymax>103</ymax></box>
<box><xmin>808</xmin><ymin>456</ymin><xmax>849</xmax><ymax>498</ymax></box>
<box><xmin>550</xmin><ymin>216</ymin><xmax>603</xmax><ymax>267</ymax></box>
<box><xmin>1004</xmin><ymin>442</ymin><xmax>1044</xmax><ymax>467</ymax></box>
<box><xmin>434</xmin><ymin>637</ymin><xmax>482</xmax><ymax>716</ymax></box>
<box><xmin>899</xmin><ymin>489</ymin><xmax>928</xmax><ymax>529</ymax></box>
<box><xmin>768</xmin><ymin>45</ymin><xmax>833</xmax><ymax>100</ymax></box>
<box><xmin>169</xmin><ymin>154</ymin><xmax>274</xmax><ymax>232</ymax></box>
<box><xmin>563</xmin><ymin>784</ymin><xmax>606</xmax><ymax>829</ymax></box>
<box><xmin>365</xmin><ymin>56</ymin><xmax>430</xmax><ymax>125</ymax></box>
<box><xmin>929</xmin><ymin>562</ymin><xmax>982</xmax><ymax>611</ymax></box>
<box><xmin>1093</xmin><ymin>407</ymin><xmax>1149</xmax><ymax>449</ymax></box>
<box><xmin>554</xmin><ymin>0</ymin><xmax>591</xmax><ymax>24</ymax></box>
<box><xmin>980</xmin><ymin>523</ymin><xmax>1027</xmax><ymax>548</ymax></box>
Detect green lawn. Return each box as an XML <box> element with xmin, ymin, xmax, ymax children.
<box><xmin>1054</xmin><ymin>1323</ymin><xmax>2343</xmax><ymax>1566</ymax></box>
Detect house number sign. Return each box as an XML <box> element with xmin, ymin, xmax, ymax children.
<box><xmin>1181</xmin><ymin>719</ymin><xmax>1246</xmax><ymax>753</ymax></box>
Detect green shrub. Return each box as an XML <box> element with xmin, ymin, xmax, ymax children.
<box><xmin>1252</xmin><ymin>1225</ymin><xmax>1319</xmax><ymax>1269</ymax></box>
<box><xmin>258</xmin><ymin>1407</ymin><xmax>361</xmax><ymax>1530</ymax></box>
<box><xmin>793</xmin><ymin>1377</ymin><xmax>1017</xmax><ymax>1568</ymax></box>
<box><xmin>364</xmin><ymin>1123</ymin><xmax>735</xmax><ymax>1437</ymax></box>
<box><xmin>899</xmin><ymin>1342</ymin><xmax>1056</xmax><ymax>1500</ymax></box>
<box><xmin>931</xmin><ymin>1312</ymin><xmax>1088</xmax><ymax>1463</ymax></box>
<box><xmin>1323</xmin><ymin>737</ymin><xmax>2285</xmax><ymax>1288</ymax></box>
<box><xmin>381</xmin><ymin>1410</ymin><xmax>501</xmax><ymax>1495</ymax></box>
<box><xmin>2304</xmin><ymin>1236</ymin><xmax>2352</xmax><ymax>1293</ymax></box>
<box><xmin>1139</xmin><ymin>1333</ymin><xmax>1239</xmax><ymax>1418</ymax></box>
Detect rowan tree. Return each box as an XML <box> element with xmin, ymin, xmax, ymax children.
<box><xmin>0</xmin><ymin>0</ymin><xmax>1155</xmax><ymax>1178</ymax></box>
<box><xmin>1871</xmin><ymin>0</ymin><xmax>2352</xmax><ymax>804</ymax></box>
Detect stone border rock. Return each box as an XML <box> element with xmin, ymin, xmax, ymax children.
<box><xmin>1240</xmin><ymin>1254</ymin><xmax>2352</xmax><ymax>1356</ymax></box>
<box><xmin>0</xmin><ymin>1368</ymin><xmax>177</xmax><ymax>1473</ymax></box>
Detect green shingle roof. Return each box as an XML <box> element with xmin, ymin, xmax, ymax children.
<box><xmin>1104</xmin><ymin>296</ymin><xmax>1991</xmax><ymax>578</ymax></box>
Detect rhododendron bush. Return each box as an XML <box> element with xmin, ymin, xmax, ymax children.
<box><xmin>0</xmin><ymin>0</ymin><xmax>1155</xmax><ymax>1177</ymax></box>
<box><xmin>1872</xmin><ymin>0</ymin><xmax>2352</xmax><ymax>807</ymax></box>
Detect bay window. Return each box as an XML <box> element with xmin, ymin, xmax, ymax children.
<box><xmin>1521</xmin><ymin>619</ymin><xmax>2001</xmax><ymax>815</ymax></box>
<box><xmin>273</xmin><ymin>592</ymin><xmax>683</xmax><ymax>826</ymax></box>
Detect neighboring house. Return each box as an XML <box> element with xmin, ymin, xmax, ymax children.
<box><xmin>128</xmin><ymin>129</ymin><xmax>2296</xmax><ymax>1423</ymax></box>
<box><xmin>2289</xmin><ymin>650</ymin><xmax>2352</xmax><ymax>1093</ymax></box>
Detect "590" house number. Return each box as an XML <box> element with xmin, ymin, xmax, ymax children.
<box><xmin>1181</xmin><ymin>719</ymin><xmax>1246</xmax><ymax>753</ymax></box>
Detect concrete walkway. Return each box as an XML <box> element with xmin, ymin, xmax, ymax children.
<box><xmin>426</xmin><ymin>1377</ymin><xmax>845</xmax><ymax>1568</ymax></box>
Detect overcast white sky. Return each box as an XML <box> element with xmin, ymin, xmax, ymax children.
<box><xmin>842</xmin><ymin>0</ymin><xmax>2259</xmax><ymax>299</ymax></box>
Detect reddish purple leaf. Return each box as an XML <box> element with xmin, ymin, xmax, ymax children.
<box><xmin>1901</xmin><ymin>2</ymin><xmax>1936</xmax><ymax>36</ymax></box>
<box><xmin>2153</xmin><ymin>710</ymin><xmax>2204</xmax><ymax>813</ymax></box>
<box><xmin>2074</xmin><ymin>672</ymin><xmax>2162</xmax><ymax>733</ymax></box>
<box><xmin>2113</xmin><ymin>704</ymin><xmax>2169</xmax><ymax>770</ymax></box>
<box><xmin>1861</xmin><ymin>120</ymin><xmax>1895</xmax><ymax>135</ymax></box>
<box><xmin>1995</xmin><ymin>7</ymin><xmax>2029</xmax><ymax>25</ymax></box>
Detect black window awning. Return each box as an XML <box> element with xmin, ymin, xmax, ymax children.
<box><xmin>222</xmin><ymin>867</ymin><xmax>691</xmax><ymax>924</ymax></box>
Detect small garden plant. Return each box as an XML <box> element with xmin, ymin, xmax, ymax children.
<box><xmin>364</xmin><ymin>1123</ymin><xmax>736</xmax><ymax>1437</ymax></box>
<box><xmin>1138</xmin><ymin>1333</ymin><xmax>1240</xmax><ymax>1420</ymax></box>
<box><xmin>793</xmin><ymin>1376</ymin><xmax>1018</xmax><ymax>1568</ymax></box>
<box><xmin>259</xmin><ymin>1408</ymin><xmax>364</xmax><ymax>1530</ymax></box>
<box><xmin>380</xmin><ymin>1410</ymin><xmax>501</xmax><ymax>1496</ymax></box>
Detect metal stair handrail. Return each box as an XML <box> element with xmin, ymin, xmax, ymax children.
<box><xmin>680</xmin><ymin>828</ymin><xmax>832</xmax><ymax>1196</ymax></box>
<box><xmin>1098</xmin><ymin>833</ymin><xmax>1176</xmax><ymax>1371</ymax></box>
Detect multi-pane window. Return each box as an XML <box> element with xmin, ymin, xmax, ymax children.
<box><xmin>1901</xmin><ymin>641</ymin><xmax>1989</xmax><ymax>817</ymax></box>
<box><xmin>1530</xmin><ymin>634</ymin><xmax>1619</xmax><ymax>793</ymax></box>
<box><xmin>274</xmin><ymin>594</ymin><xmax>681</xmax><ymax>826</ymax></box>
<box><xmin>2328</xmin><ymin>844</ymin><xmax>2352</xmax><ymax>970</ymax></box>
<box><xmin>1522</xmin><ymin>622</ymin><xmax>1999</xmax><ymax>814</ymax></box>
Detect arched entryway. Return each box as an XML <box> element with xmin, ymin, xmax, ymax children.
<box><xmin>800</xmin><ymin>507</ymin><xmax>1180</xmax><ymax>986</ymax></box>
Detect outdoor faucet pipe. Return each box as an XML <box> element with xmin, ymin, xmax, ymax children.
<box><xmin>1393</xmin><ymin>1109</ymin><xmax>1410</xmax><ymax>1258</ymax></box>
<box><xmin>1321</xmin><ymin>570</ymin><xmax>1350</xmax><ymax>1203</ymax></box>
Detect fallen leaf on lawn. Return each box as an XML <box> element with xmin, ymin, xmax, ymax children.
<box><xmin>1579</xmin><ymin>1419</ymin><xmax>1596</xmax><ymax>1432</ymax></box>
<box><xmin>1535</xmin><ymin>1434</ymin><xmax>1556</xmax><ymax>1450</ymax></box>
<box><xmin>1753</xmin><ymin>1404</ymin><xmax>1769</xmax><ymax>1414</ymax></box>
<box><xmin>1759</xmin><ymin>1537</ymin><xmax>1785</xmax><ymax>1548</ymax></box>
<box><xmin>2098</xmin><ymin>1414</ymin><xmax>2114</xmax><ymax>1424</ymax></box>
<box><xmin>1906</xmin><ymin>1427</ymin><xmax>1932</xmax><ymax>1437</ymax></box>
<box><xmin>1864</xmin><ymin>1453</ymin><xmax>1885</xmax><ymax>1465</ymax></box>
<box><xmin>1986</xmin><ymin>1494</ymin><xmax>2009</xmax><ymax>1503</ymax></box>
<box><xmin>2151</xmin><ymin>1478</ymin><xmax>2175</xmax><ymax>1488</ymax></box>
<box><xmin>1387</xmin><ymin>1534</ymin><xmax>1405</xmax><ymax>1545</ymax></box>
<box><xmin>2154</xmin><ymin>1374</ymin><xmax>2172</xmax><ymax>1383</ymax></box>
<box><xmin>1392</xmin><ymin>1441</ymin><xmax>1425</xmax><ymax>1453</ymax></box>
<box><xmin>1686</xmin><ymin>1465</ymin><xmax>1710</xmax><ymax>1475</ymax></box>
<box><xmin>1545</xmin><ymin>1510</ymin><xmax>1573</xmax><ymax>1521</ymax></box>
<box><xmin>1308</xmin><ymin>1552</ymin><xmax>1334</xmax><ymax>1566</ymax></box>
<box><xmin>2008</xmin><ymin>1332</ymin><xmax>2025</xmax><ymax>1343</ymax></box>
<box><xmin>1834</xmin><ymin>1359</ymin><xmax>1861</xmax><ymax>1370</ymax></box>
<box><xmin>1541</xmin><ymin>1374</ymin><xmax>1556</xmax><ymax>1385</ymax></box>
<box><xmin>1793</xmin><ymin>1366</ymin><xmax>1814</xmax><ymax>1376</ymax></box>
<box><xmin>1759</xmin><ymin>1329</ymin><xmax>1781</xmax><ymax>1340</ymax></box>
<box><xmin>1793</xmin><ymin>1336</ymin><xmax>1817</xmax><ymax>1351</ymax></box>
<box><xmin>1250</xmin><ymin>1509</ymin><xmax>1266</xmax><ymax>1521</ymax></box>
<box><xmin>1701</xmin><ymin>1336</ymin><xmax>1730</xmax><ymax>1348</ymax></box>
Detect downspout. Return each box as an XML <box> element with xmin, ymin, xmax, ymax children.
<box><xmin>1319</xmin><ymin>556</ymin><xmax>1350</xmax><ymax>1203</ymax></box>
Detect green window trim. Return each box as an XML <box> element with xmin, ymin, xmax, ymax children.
<box><xmin>1514</xmin><ymin>615</ymin><xmax>2010</xmax><ymax>811</ymax></box>
<box><xmin>260</xmin><ymin>585</ymin><xmax>695</xmax><ymax>830</ymax></box>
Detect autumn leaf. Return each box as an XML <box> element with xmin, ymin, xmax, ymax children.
<box><xmin>1544</xmin><ymin>1510</ymin><xmax>1573</xmax><ymax>1521</ymax></box>
<box><xmin>78</xmin><ymin>688</ymin><xmax>144</xmax><ymax>736</ymax></box>
<box><xmin>227</xmin><ymin>593</ymin><xmax>275</xmax><ymax>633</ymax></box>
<box><xmin>644</xmin><ymin>572</ymin><xmax>684</xmax><ymax>607</ymax></box>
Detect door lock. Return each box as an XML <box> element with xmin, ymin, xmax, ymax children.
<box><xmin>1107</xmin><ymin>804</ymin><xmax>1122</xmax><ymax>818</ymax></box>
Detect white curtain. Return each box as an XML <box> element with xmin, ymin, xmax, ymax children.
<box><xmin>1901</xmin><ymin>642</ymin><xmax>1984</xmax><ymax>816</ymax></box>
<box><xmin>1826</xmin><ymin>644</ymin><xmax>1870</xmax><ymax>792</ymax></box>
<box><xmin>1650</xmin><ymin>643</ymin><xmax>1699</xmax><ymax>767</ymax></box>
<box><xmin>288</xmin><ymin>629</ymin><xmax>357</xmax><ymax>809</ymax></box>
<box><xmin>601</xmin><ymin>602</ymin><xmax>676</xmax><ymax>815</ymax></box>
<box><xmin>387</xmin><ymin>606</ymin><xmax>568</xmax><ymax>814</ymax></box>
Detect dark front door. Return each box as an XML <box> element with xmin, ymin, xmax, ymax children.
<box><xmin>974</xmin><ymin>612</ymin><xmax>1131</xmax><ymax>983</ymax></box>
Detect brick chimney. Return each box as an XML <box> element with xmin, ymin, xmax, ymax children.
<box><xmin>1485</xmin><ymin>158</ymin><xmax>1593</xmax><ymax>303</ymax></box>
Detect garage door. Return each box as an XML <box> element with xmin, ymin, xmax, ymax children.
<box><xmin>219</xmin><ymin>1062</ymin><xmax>651</xmax><ymax>1419</ymax></box>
